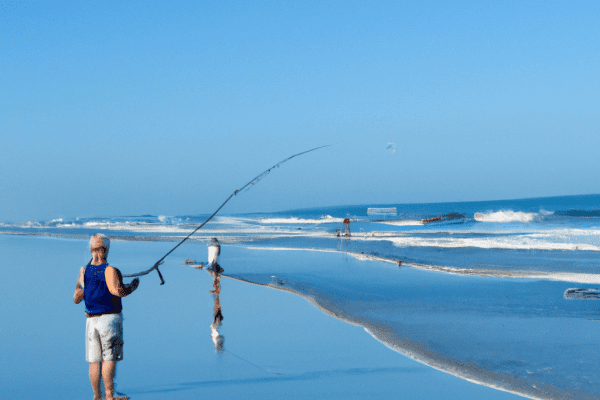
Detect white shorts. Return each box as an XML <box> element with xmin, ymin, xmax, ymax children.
<box><xmin>85</xmin><ymin>313</ymin><xmax>124</xmax><ymax>362</ymax></box>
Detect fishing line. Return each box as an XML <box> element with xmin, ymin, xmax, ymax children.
<box><xmin>122</xmin><ymin>145</ymin><xmax>330</xmax><ymax>284</ymax></box>
<box><xmin>224</xmin><ymin>349</ymin><xmax>283</xmax><ymax>376</ymax></box>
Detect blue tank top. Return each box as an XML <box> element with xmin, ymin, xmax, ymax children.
<box><xmin>84</xmin><ymin>263</ymin><xmax>122</xmax><ymax>315</ymax></box>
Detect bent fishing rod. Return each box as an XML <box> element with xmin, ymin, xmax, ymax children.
<box><xmin>121</xmin><ymin>145</ymin><xmax>330</xmax><ymax>284</ymax></box>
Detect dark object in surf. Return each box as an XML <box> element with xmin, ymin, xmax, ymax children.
<box><xmin>421</xmin><ymin>213</ymin><xmax>467</xmax><ymax>224</ymax></box>
<box><xmin>270</xmin><ymin>275</ymin><xmax>285</xmax><ymax>285</ymax></box>
<box><xmin>183</xmin><ymin>259</ymin><xmax>204</xmax><ymax>269</ymax></box>
<box><xmin>564</xmin><ymin>288</ymin><xmax>600</xmax><ymax>300</ymax></box>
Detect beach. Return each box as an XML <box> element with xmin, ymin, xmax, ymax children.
<box><xmin>2</xmin><ymin>195</ymin><xmax>600</xmax><ymax>399</ymax></box>
<box><xmin>1</xmin><ymin>234</ymin><xmax>524</xmax><ymax>399</ymax></box>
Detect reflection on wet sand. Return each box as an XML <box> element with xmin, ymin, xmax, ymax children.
<box><xmin>208</xmin><ymin>263</ymin><xmax>224</xmax><ymax>352</ymax></box>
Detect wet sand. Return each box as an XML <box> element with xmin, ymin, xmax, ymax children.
<box><xmin>0</xmin><ymin>235</ymin><xmax>523</xmax><ymax>399</ymax></box>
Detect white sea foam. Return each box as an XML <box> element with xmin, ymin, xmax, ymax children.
<box><xmin>408</xmin><ymin>263</ymin><xmax>600</xmax><ymax>284</ymax></box>
<box><xmin>386</xmin><ymin>234</ymin><xmax>600</xmax><ymax>251</ymax></box>
<box><xmin>73</xmin><ymin>221</ymin><xmax>303</xmax><ymax>235</ymax></box>
<box><xmin>474</xmin><ymin>210</ymin><xmax>539</xmax><ymax>223</ymax></box>
<box><xmin>378</xmin><ymin>220</ymin><xmax>424</xmax><ymax>226</ymax></box>
<box><xmin>259</xmin><ymin>215</ymin><xmax>343</xmax><ymax>224</ymax></box>
<box><xmin>80</xmin><ymin>221</ymin><xmax>190</xmax><ymax>233</ymax></box>
<box><xmin>210</xmin><ymin>216</ymin><xmax>264</xmax><ymax>227</ymax></box>
<box><xmin>1</xmin><ymin>217</ymin><xmax>337</xmax><ymax>238</ymax></box>
<box><xmin>527</xmin><ymin>228</ymin><xmax>600</xmax><ymax>249</ymax></box>
<box><xmin>9</xmin><ymin>221</ymin><xmax>45</xmax><ymax>228</ymax></box>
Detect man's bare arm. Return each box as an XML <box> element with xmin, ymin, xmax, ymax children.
<box><xmin>105</xmin><ymin>266</ymin><xmax>139</xmax><ymax>297</ymax></box>
<box><xmin>73</xmin><ymin>267</ymin><xmax>85</xmax><ymax>304</ymax></box>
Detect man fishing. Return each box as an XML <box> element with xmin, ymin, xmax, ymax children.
<box><xmin>73</xmin><ymin>234</ymin><xmax>139</xmax><ymax>400</ymax></box>
<box><xmin>66</xmin><ymin>146</ymin><xmax>325</xmax><ymax>399</ymax></box>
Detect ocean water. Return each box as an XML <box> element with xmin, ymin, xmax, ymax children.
<box><xmin>2</xmin><ymin>194</ymin><xmax>600</xmax><ymax>399</ymax></box>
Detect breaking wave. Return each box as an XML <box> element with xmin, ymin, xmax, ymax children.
<box><xmin>474</xmin><ymin>210</ymin><xmax>540</xmax><ymax>223</ymax></box>
<box><xmin>384</xmin><ymin>228</ymin><xmax>600</xmax><ymax>251</ymax></box>
<box><xmin>258</xmin><ymin>215</ymin><xmax>343</xmax><ymax>224</ymax></box>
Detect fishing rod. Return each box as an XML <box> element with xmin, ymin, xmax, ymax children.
<box><xmin>122</xmin><ymin>145</ymin><xmax>330</xmax><ymax>284</ymax></box>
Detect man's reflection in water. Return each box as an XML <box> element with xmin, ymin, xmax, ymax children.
<box><xmin>208</xmin><ymin>264</ymin><xmax>224</xmax><ymax>352</ymax></box>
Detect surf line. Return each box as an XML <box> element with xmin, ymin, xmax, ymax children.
<box><xmin>121</xmin><ymin>145</ymin><xmax>330</xmax><ymax>284</ymax></box>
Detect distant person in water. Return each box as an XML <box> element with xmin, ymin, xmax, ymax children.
<box><xmin>73</xmin><ymin>234</ymin><xmax>139</xmax><ymax>400</ymax></box>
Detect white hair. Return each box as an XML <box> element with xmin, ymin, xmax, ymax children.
<box><xmin>90</xmin><ymin>233</ymin><xmax>110</xmax><ymax>257</ymax></box>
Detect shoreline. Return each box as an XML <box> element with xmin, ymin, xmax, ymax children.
<box><xmin>224</xmin><ymin>273</ymin><xmax>556</xmax><ymax>400</ymax></box>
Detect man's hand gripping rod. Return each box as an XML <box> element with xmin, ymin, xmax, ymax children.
<box><xmin>122</xmin><ymin>145</ymin><xmax>330</xmax><ymax>284</ymax></box>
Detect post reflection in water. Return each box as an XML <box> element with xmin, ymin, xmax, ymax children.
<box><xmin>208</xmin><ymin>263</ymin><xmax>225</xmax><ymax>352</ymax></box>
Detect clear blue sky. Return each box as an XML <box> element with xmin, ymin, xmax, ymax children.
<box><xmin>2</xmin><ymin>0</ymin><xmax>599</xmax><ymax>222</ymax></box>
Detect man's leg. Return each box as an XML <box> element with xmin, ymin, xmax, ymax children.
<box><xmin>89</xmin><ymin>362</ymin><xmax>102</xmax><ymax>400</ymax></box>
<box><xmin>102</xmin><ymin>360</ymin><xmax>116</xmax><ymax>399</ymax></box>
<box><xmin>98</xmin><ymin>314</ymin><xmax>126</xmax><ymax>399</ymax></box>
